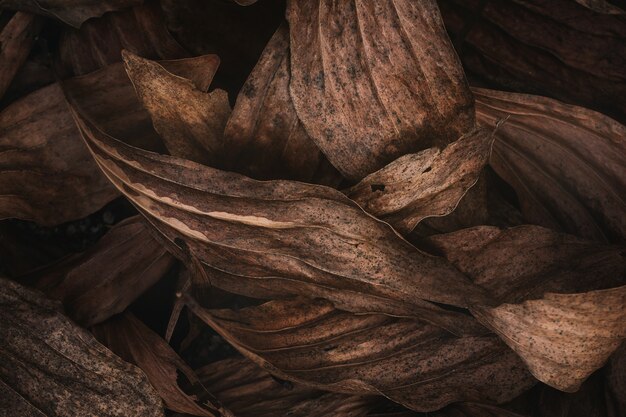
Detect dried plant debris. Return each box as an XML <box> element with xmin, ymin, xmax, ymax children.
<box><xmin>1</xmin><ymin>0</ymin><xmax>625</xmax><ymax>415</ymax></box>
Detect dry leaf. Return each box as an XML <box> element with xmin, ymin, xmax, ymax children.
<box><xmin>471</xmin><ymin>286</ymin><xmax>626</xmax><ymax>392</ymax></box>
<box><xmin>185</xmin><ymin>296</ymin><xmax>535</xmax><ymax>412</ymax></box>
<box><xmin>57</xmin><ymin>3</ymin><xmax>189</xmax><ymax>76</ymax></box>
<box><xmin>287</xmin><ymin>0</ymin><xmax>475</xmax><ymax>180</ymax></box>
<box><xmin>574</xmin><ymin>0</ymin><xmax>625</xmax><ymax>14</ymax></box>
<box><xmin>346</xmin><ymin>128</ymin><xmax>493</xmax><ymax>234</ymax></box>
<box><xmin>0</xmin><ymin>0</ymin><xmax>143</xmax><ymax>28</ymax></box>
<box><xmin>0</xmin><ymin>277</ymin><xmax>165</xmax><ymax>416</ymax></box>
<box><xmin>223</xmin><ymin>23</ymin><xmax>340</xmax><ymax>184</ymax></box>
<box><xmin>122</xmin><ymin>50</ymin><xmax>230</xmax><ymax>166</ymax></box>
<box><xmin>474</xmin><ymin>88</ymin><xmax>626</xmax><ymax>243</ymax></box>
<box><xmin>606</xmin><ymin>343</ymin><xmax>626</xmax><ymax>417</ymax></box>
<box><xmin>0</xmin><ymin>12</ymin><xmax>42</xmax><ymax>100</ymax></box>
<box><xmin>69</xmin><ymin>107</ymin><xmax>493</xmax><ymax>335</ymax></box>
<box><xmin>93</xmin><ymin>312</ymin><xmax>229</xmax><ymax>417</ymax></box>
<box><xmin>23</xmin><ymin>216</ymin><xmax>175</xmax><ymax>326</ymax></box>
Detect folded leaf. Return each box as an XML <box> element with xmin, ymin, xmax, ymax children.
<box><xmin>122</xmin><ymin>50</ymin><xmax>230</xmax><ymax>166</ymax></box>
<box><xmin>474</xmin><ymin>88</ymin><xmax>626</xmax><ymax>242</ymax></box>
<box><xmin>93</xmin><ymin>312</ymin><xmax>228</xmax><ymax>416</ymax></box>
<box><xmin>223</xmin><ymin>23</ymin><xmax>340</xmax><ymax>184</ymax></box>
<box><xmin>347</xmin><ymin>128</ymin><xmax>493</xmax><ymax>234</ymax></box>
<box><xmin>0</xmin><ymin>0</ymin><xmax>143</xmax><ymax>28</ymax></box>
<box><xmin>24</xmin><ymin>216</ymin><xmax>175</xmax><ymax>326</ymax></box>
<box><xmin>186</xmin><ymin>296</ymin><xmax>535</xmax><ymax>412</ymax></box>
<box><xmin>287</xmin><ymin>0</ymin><xmax>475</xmax><ymax>180</ymax></box>
<box><xmin>69</xmin><ymin>106</ymin><xmax>493</xmax><ymax>335</ymax></box>
<box><xmin>0</xmin><ymin>277</ymin><xmax>164</xmax><ymax>416</ymax></box>
<box><xmin>471</xmin><ymin>286</ymin><xmax>626</xmax><ymax>392</ymax></box>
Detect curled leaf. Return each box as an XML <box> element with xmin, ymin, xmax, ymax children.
<box><xmin>286</xmin><ymin>0</ymin><xmax>475</xmax><ymax>180</ymax></box>
<box><xmin>0</xmin><ymin>277</ymin><xmax>165</xmax><ymax>416</ymax></box>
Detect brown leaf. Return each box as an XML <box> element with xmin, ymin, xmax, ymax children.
<box><xmin>57</xmin><ymin>3</ymin><xmax>189</xmax><ymax>76</ymax></box>
<box><xmin>122</xmin><ymin>50</ymin><xmax>230</xmax><ymax>166</ymax></box>
<box><xmin>92</xmin><ymin>312</ymin><xmax>229</xmax><ymax>417</ymax></box>
<box><xmin>185</xmin><ymin>296</ymin><xmax>535</xmax><ymax>412</ymax></box>
<box><xmin>286</xmin><ymin>0</ymin><xmax>475</xmax><ymax>180</ymax></box>
<box><xmin>69</xmin><ymin>106</ymin><xmax>493</xmax><ymax>335</ymax></box>
<box><xmin>346</xmin><ymin>128</ymin><xmax>493</xmax><ymax>234</ymax></box>
<box><xmin>0</xmin><ymin>0</ymin><xmax>143</xmax><ymax>28</ymax></box>
<box><xmin>0</xmin><ymin>277</ymin><xmax>165</xmax><ymax>416</ymax></box>
<box><xmin>23</xmin><ymin>216</ymin><xmax>175</xmax><ymax>326</ymax></box>
<box><xmin>0</xmin><ymin>12</ymin><xmax>42</xmax><ymax>100</ymax></box>
<box><xmin>223</xmin><ymin>23</ymin><xmax>341</xmax><ymax>185</ymax></box>
<box><xmin>474</xmin><ymin>88</ymin><xmax>626</xmax><ymax>243</ymax></box>
<box><xmin>471</xmin><ymin>286</ymin><xmax>626</xmax><ymax>392</ymax></box>
<box><xmin>607</xmin><ymin>343</ymin><xmax>626</xmax><ymax>417</ymax></box>
<box><xmin>574</xmin><ymin>0</ymin><xmax>624</xmax><ymax>14</ymax></box>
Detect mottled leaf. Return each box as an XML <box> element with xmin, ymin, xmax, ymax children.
<box><xmin>287</xmin><ymin>0</ymin><xmax>475</xmax><ymax>180</ymax></box>
<box><xmin>0</xmin><ymin>277</ymin><xmax>164</xmax><ymax>416</ymax></box>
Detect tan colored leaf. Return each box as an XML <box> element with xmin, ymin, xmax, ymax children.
<box><xmin>223</xmin><ymin>23</ymin><xmax>340</xmax><ymax>184</ymax></box>
<box><xmin>471</xmin><ymin>286</ymin><xmax>626</xmax><ymax>392</ymax></box>
<box><xmin>57</xmin><ymin>3</ymin><xmax>189</xmax><ymax>76</ymax></box>
<box><xmin>23</xmin><ymin>216</ymin><xmax>175</xmax><ymax>327</ymax></box>
<box><xmin>69</xmin><ymin>107</ymin><xmax>492</xmax><ymax>335</ymax></box>
<box><xmin>186</xmin><ymin>296</ymin><xmax>535</xmax><ymax>412</ymax></box>
<box><xmin>474</xmin><ymin>88</ymin><xmax>626</xmax><ymax>242</ymax></box>
<box><xmin>574</xmin><ymin>0</ymin><xmax>624</xmax><ymax>14</ymax></box>
<box><xmin>92</xmin><ymin>312</ymin><xmax>229</xmax><ymax>417</ymax></box>
<box><xmin>0</xmin><ymin>12</ymin><xmax>42</xmax><ymax>100</ymax></box>
<box><xmin>346</xmin><ymin>128</ymin><xmax>493</xmax><ymax>234</ymax></box>
<box><xmin>0</xmin><ymin>277</ymin><xmax>165</xmax><ymax>416</ymax></box>
<box><xmin>122</xmin><ymin>50</ymin><xmax>230</xmax><ymax>166</ymax></box>
<box><xmin>0</xmin><ymin>83</ymin><xmax>118</xmax><ymax>225</ymax></box>
<box><xmin>286</xmin><ymin>0</ymin><xmax>475</xmax><ymax>180</ymax></box>
<box><xmin>0</xmin><ymin>0</ymin><xmax>143</xmax><ymax>28</ymax></box>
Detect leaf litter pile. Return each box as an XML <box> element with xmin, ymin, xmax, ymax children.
<box><xmin>0</xmin><ymin>0</ymin><xmax>625</xmax><ymax>416</ymax></box>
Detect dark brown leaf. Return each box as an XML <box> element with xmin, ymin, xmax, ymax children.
<box><xmin>475</xmin><ymin>88</ymin><xmax>626</xmax><ymax>243</ymax></box>
<box><xmin>287</xmin><ymin>0</ymin><xmax>475</xmax><ymax>180</ymax></box>
<box><xmin>606</xmin><ymin>343</ymin><xmax>626</xmax><ymax>417</ymax></box>
<box><xmin>574</xmin><ymin>0</ymin><xmax>624</xmax><ymax>14</ymax></box>
<box><xmin>0</xmin><ymin>277</ymin><xmax>165</xmax><ymax>416</ymax></box>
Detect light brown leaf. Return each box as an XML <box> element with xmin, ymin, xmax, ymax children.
<box><xmin>92</xmin><ymin>312</ymin><xmax>229</xmax><ymax>417</ymax></box>
<box><xmin>23</xmin><ymin>216</ymin><xmax>175</xmax><ymax>326</ymax></box>
<box><xmin>122</xmin><ymin>50</ymin><xmax>230</xmax><ymax>166</ymax></box>
<box><xmin>0</xmin><ymin>0</ymin><xmax>143</xmax><ymax>28</ymax></box>
<box><xmin>0</xmin><ymin>277</ymin><xmax>165</xmax><ymax>416</ymax></box>
<box><xmin>223</xmin><ymin>23</ymin><xmax>341</xmax><ymax>185</ymax></box>
<box><xmin>346</xmin><ymin>128</ymin><xmax>493</xmax><ymax>234</ymax></box>
<box><xmin>185</xmin><ymin>296</ymin><xmax>534</xmax><ymax>413</ymax></box>
<box><xmin>471</xmin><ymin>286</ymin><xmax>626</xmax><ymax>392</ymax></box>
<box><xmin>287</xmin><ymin>0</ymin><xmax>475</xmax><ymax>180</ymax></box>
<box><xmin>69</xmin><ymin>106</ymin><xmax>493</xmax><ymax>335</ymax></box>
<box><xmin>475</xmin><ymin>88</ymin><xmax>626</xmax><ymax>242</ymax></box>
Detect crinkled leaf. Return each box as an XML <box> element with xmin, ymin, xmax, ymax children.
<box><xmin>69</xmin><ymin>106</ymin><xmax>492</xmax><ymax>335</ymax></box>
<box><xmin>23</xmin><ymin>216</ymin><xmax>175</xmax><ymax>326</ymax></box>
<box><xmin>287</xmin><ymin>0</ymin><xmax>475</xmax><ymax>180</ymax></box>
<box><xmin>186</xmin><ymin>296</ymin><xmax>534</xmax><ymax>413</ymax></box>
<box><xmin>0</xmin><ymin>277</ymin><xmax>165</xmax><ymax>416</ymax></box>
<box><xmin>347</xmin><ymin>128</ymin><xmax>493</xmax><ymax>234</ymax></box>
<box><xmin>0</xmin><ymin>0</ymin><xmax>143</xmax><ymax>28</ymax></box>
<box><xmin>475</xmin><ymin>88</ymin><xmax>626</xmax><ymax>242</ymax></box>
<box><xmin>122</xmin><ymin>50</ymin><xmax>230</xmax><ymax>166</ymax></box>
<box><xmin>471</xmin><ymin>286</ymin><xmax>626</xmax><ymax>392</ymax></box>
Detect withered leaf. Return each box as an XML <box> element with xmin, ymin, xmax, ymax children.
<box><xmin>93</xmin><ymin>312</ymin><xmax>228</xmax><ymax>417</ymax></box>
<box><xmin>185</xmin><ymin>296</ymin><xmax>535</xmax><ymax>412</ymax></box>
<box><xmin>471</xmin><ymin>286</ymin><xmax>626</xmax><ymax>392</ymax></box>
<box><xmin>0</xmin><ymin>277</ymin><xmax>164</xmax><ymax>416</ymax></box>
<box><xmin>122</xmin><ymin>50</ymin><xmax>230</xmax><ymax>166</ymax></box>
<box><xmin>346</xmin><ymin>128</ymin><xmax>493</xmax><ymax>234</ymax></box>
<box><xmin>57</xmin><ymin>3</ymin><xmax>189</xmax><ymax>76</ymax></box>
<box><xmin>0</xmin><ymin>0</ymin><xmax>142</xmax><ymax>28</ymax></box>
<box><xmin>223</xmin><ymin>23</ymin><xmax>340</xmax><ymax>184</ymax></box>
<box><xmin>574</xmin><ymin>0</ymin><xmax>625</xmax><ymax>14</ymax></box>
<box><xmin>606</xmin><ymin>343</ymin><xmax>626</xmax><ymax>417</ymax></box>
<box><xmin>286</xmin><ymin>0</ymin><xmax>475</xmax><ymax>180</ymax></box>
<box><xmin>24</xmin><ymin>216</ymin><xmax>175</xmax><ymax>327</ymax></box>
<box><xmin>70</xmin><ymin>107</ymin><xmax>492</xmax><ymax>335</ymax></box>
<box><xmin>0</xmin><ymin>12</ymin><xmax>42</xmax><ymax>100</ymax></box>
<box><xmin>475</xmin><ymin>88</ymin><xmax>626</xmax><ymax>243</ymax></box>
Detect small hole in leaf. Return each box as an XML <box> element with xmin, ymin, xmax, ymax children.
<box><xmin>422</xmin><ymin>166</ymin><xmax>432</xmax><ymax>173</ymax></box>
<box><xmin>370</xmin><ymin>184</ymin><xmax>385</xmax><ymax>192</ymax></box>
